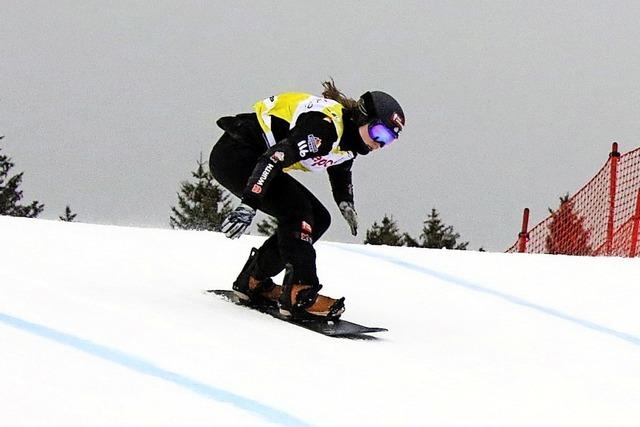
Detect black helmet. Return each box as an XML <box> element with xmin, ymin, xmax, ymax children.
<box><xmin>358</xmin><ymin>91</ymin><xmax>405</xmax><ymax>135</ymax></box>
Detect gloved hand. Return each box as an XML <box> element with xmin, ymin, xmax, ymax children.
<box><xmin>221</xmin><ymin>203</ymin><xmax>256</xmax><ymax>239</ymax></box>
<box><xmin>338</xmin><ymin>201</ymin><xmax>358</xmax><ymax>236</ymax></box>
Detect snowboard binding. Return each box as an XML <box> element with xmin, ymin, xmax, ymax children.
<box><xmin>232</xmin><ymin>247</ymin><xmax>278</xmax><ymax>307</ymax></box>
<box><xmin>278</xmin><ymin>264</ymin><xmax>345</xmax><ymax>321</ymax></box>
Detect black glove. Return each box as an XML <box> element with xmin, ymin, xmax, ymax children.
<box><xmin>221</xmin><ymin>203</ymin><xmax>256</xmax><ymax>239</ymax></box>
<box><xmin>338</xmin><ymin>201</ymin><xmax>358</xmax><ymax>236</ymax></box>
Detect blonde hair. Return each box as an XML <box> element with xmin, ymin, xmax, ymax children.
<box><xmin>321</xmin><ymin>78</ymin><xmax>359</xmax><ymax>109</ymax></box>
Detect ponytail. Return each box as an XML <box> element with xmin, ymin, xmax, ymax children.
<box><xmin>321</xmin><ymin>79</ymin><xmax>359</xmax><ymax>109</ymax></box>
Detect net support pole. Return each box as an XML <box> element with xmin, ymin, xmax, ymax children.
<box><xmin>517</xmin><ymin>208</ymin><xmax>530</xmax><ymax>253</ymax></box>
<box><xmin>629</xmin><ymin>189</ymin><xmax>640</xmax><ymax>257</ymax></box>
<box><xmin>606</xmin><ymin>142</ymin><xmax>621</xmax><ymax>255</ymax></box>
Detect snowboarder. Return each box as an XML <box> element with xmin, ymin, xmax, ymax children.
<box><xmin>209</xmin><ymin>80</ymin><xmax>405</xmax><ymax>320</ymax></box>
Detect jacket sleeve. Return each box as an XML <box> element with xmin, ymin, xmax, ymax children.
<box><xmin>240</xmin><ymin>112</ymin><xmax>336</xmax><ymax>209</ymax></box>
<box><xmin>327</xmin><ymin>160</ymin><xmax>354</xmax><ymax>206</ymax></box>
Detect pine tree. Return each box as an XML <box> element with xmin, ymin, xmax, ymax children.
<box><xmin>59</xmin><ymin>205</ymin><xmax>77</xmax><ymax>222</ymax></box>
<box><xmin>365</xmin><ymin>214</ymin><xmax>404</xmax><ymax>246</ymax></box>
<box><xmin>409</xmin><ymin>208</ymin><xmax>469</xmax><ymax>250</ymax></box>
<box><xmin>257</xmin><ymin>216</ymin><xmax>278</xmax><ymax>236</ymax></box>
<box><xmin>170</xmin><ymin>155</ymin><xmax>233</xmax><ymax>231</ymax></box>
<box><xmin>545</xmin><ymin>194</ymin><xmax>592</xmax><ymax>255</ymax></box>
<box><xmin>402</xmin><ymin>232</ymin><xmax>421</xmax><ymax>248</ymax></box>
<box><xmin>0</xmin><ymin>136</ymin><xmax>44</xmax><ymax>218</ymax></box>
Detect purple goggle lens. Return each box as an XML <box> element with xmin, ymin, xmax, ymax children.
<box><xmin>367</xmin><ymin>121</ymin><xmax>398</xmax><ymax>147</ymax></box>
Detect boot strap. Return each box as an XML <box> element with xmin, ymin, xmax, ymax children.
<box><xmin>292</xmin><ymin>284</ymin><xmax>321</xmax><ymax>309</ymax></box>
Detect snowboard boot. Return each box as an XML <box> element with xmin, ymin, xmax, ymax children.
<box><xmin>278</xmin><ymin>264</ymin><xmax>345</xmax><ymax>320</ymax></box>
<box><xmin>232</xmin><ymin>248</ymin><xmax>278</xmax><ymax>306</ymax></box>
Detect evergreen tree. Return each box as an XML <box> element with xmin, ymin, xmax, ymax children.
<box><xmin>365</xmin><ymin>214</ymin><xmax>404</xmax><ymax>246</ymax></box>
<box><xmin>402</xmin><ymin>232</ymin><xmax>421</xmax><ymax>248</ymax></box>
<box><xmin>59</xmin><ymin>205</ymin><xmax>77</xmax><ymax>222</ymax></box>
<box><xmin>257</xmin><ymin>216</ymin><xmax>278</xmax><ymax>236</ymax></box>
<box><xmin>545</xmin><ymin>194</ymin><xmax>592</xmax><ymax>255</ymax></box>
<box><xmin>0</xmin><ymin>136</ymin><xmax>44</xmax><ymax>218</ymax></box>
<box><xmin>170</xmin><ymin>155</ymin><xmax>233</xmax><ymax>231</ymax></box>
<box><xmin>408</xmin><ymin>208</ymin><xmax>469</xmax><ymax>250</ymax></box>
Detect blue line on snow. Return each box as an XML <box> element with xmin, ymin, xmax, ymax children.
<box><xmin>330</xmin><ymin>244</ymin><xmax>640</xmax><ymax>348</ymax></box>
<box><xmin>0</xmin><ymin>312</ymin><xmax>312</xmax><ymax>427</ymax></box>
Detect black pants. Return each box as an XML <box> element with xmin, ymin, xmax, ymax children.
<box><xmin>209</xmin><ymin>129</ymin><xmax>331</xmax><ymax>286</ymax></box>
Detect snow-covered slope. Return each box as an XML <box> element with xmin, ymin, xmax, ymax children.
<box><xmin>1</xmin><ymin>215</ymin><xmax>639</xmax><ymax>426</ymax></box>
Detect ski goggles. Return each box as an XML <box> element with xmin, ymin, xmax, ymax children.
<box><xmin>367</xmin><ymin>120</ymin><xmax>399</xmax><ymax>147</ymax></box>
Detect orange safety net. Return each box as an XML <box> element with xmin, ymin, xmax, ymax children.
<box><xmin>507</xmin><ymin>144</ymin><xmax>640</xmax><ymax>257</ymax></box>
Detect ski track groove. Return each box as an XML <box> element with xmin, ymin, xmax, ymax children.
<box><xmin>0</xmin><ymin>312</ymin><xmax>313</xmax><ymax>427</ymax></box>
<box><xmin>329</xmin><ymin>243</ymin><xmax>640</xmax><ymax>348</ymax></box>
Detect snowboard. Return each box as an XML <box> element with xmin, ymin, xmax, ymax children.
<box><xmin>207</xmin><ymin>289</ymin><xmax>387</xmax><ymax>339</ymax></box>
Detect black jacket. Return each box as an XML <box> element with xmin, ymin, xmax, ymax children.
<box><xmin>217</xmin><ymin>111</ymin><xmax>364</xmax><ymax>210</ymax></box>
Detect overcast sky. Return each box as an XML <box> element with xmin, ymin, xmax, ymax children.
<box><xmin>3</xmin><ymin>1</ymin><xmax>640</xmax><ymax>251</ymax></box>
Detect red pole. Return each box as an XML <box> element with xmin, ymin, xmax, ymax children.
<box><xmin>629</xmin><ymin>189</ymin><xmax>640</xmax><ymax>257</ymax></box>
<box><xmin>606</xmin><ymin>142</ymin><xmax>620</xmax><ymax>255</ymax></box>
<box><xmin>517</xmin><ymin>208</ymin><xmax>530</xmax><ymax>253</ymax></box>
